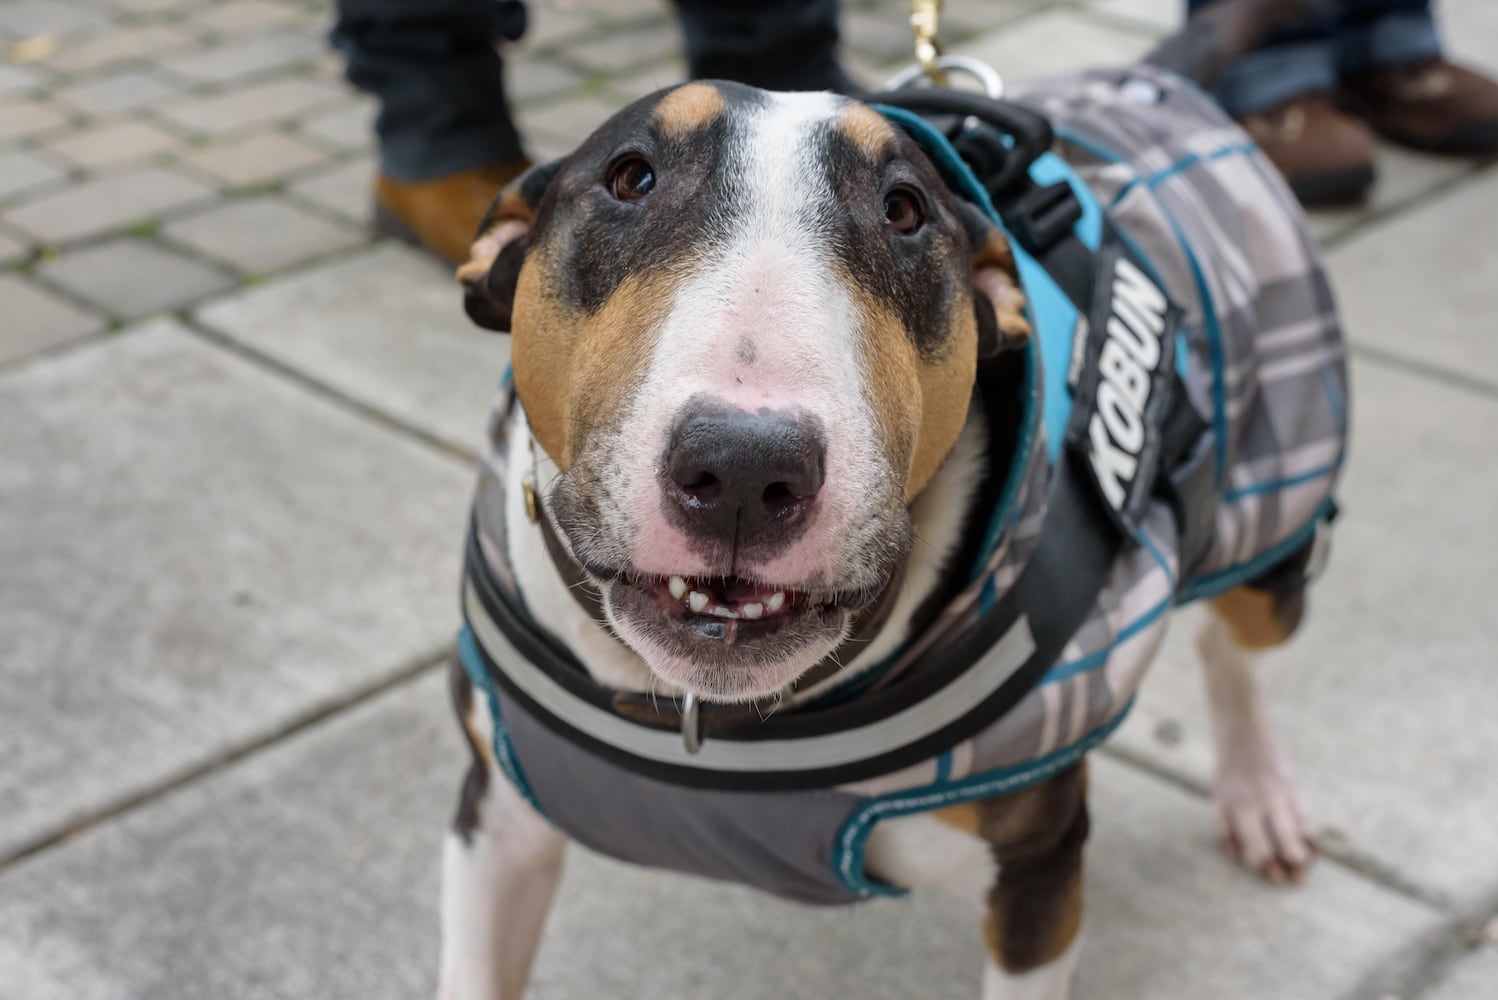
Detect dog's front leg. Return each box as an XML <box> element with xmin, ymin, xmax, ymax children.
<box><xmin>922</xmin><ymin>764</ymin><xmax>1088</xmax><ymax>1000</ymax></box>
<box><xmin>439</xmin><ymin>663</ymin><xmax>565</xmax><ymax>1000</ymax></box>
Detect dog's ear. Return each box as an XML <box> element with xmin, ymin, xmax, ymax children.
<box><xmin>457</xmin><ymin>159</ymin><xmax>565</xmax><ymax>332</ymax></box>
<box><xmin>958</xmin><ymin>201</ymin><xmax>1030</xmax><ymax>360</ymax></box>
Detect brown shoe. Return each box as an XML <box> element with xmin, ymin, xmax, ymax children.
<box><xmin>1239</xmin><ymin>93</ymin><xmax>1378</xmax><ymax>206</ymax></box>
<box><xmin>1342</xmin><ymin>57</ymin><xmax>1498</xmax><ymax>156</ymax></box>
<box><xmin>374</xmin><ymin>158</ymin><xmax>531</xmax><ymax>266</ymax></box>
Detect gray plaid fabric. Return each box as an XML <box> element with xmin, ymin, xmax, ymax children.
<box><xmin>460</xmin><ymin>66</ymin><xmax>1348</xmax><ymax>904</ymax></box>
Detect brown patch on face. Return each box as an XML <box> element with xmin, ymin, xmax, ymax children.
<box><xmin>837</xmin><ymin>104</ymin><xmax>897</xmax><ymax>162</ymax></box>
<box><xmin>977</xmin><ymin>763</ymin><xmax>1090</xmax><ymax>973</ymax></box>
<box><xmin>1210</xmin><ymin>585</ymin><xmax>1305</xmax><ymax>650</ymax></box>
<box><xmin>652</xmin><ymin>82</ymin><xmax>727</xmax><ymax>139</ymax></box>
<box><xmin>511</xmin><ymin>249</ymin><xmax>678</xmax><ymax>468</ymax></box>
<box><xmin>850</xmin><ymin>282</ymin><xmax>978</xmax><ymax>500</ymax></box>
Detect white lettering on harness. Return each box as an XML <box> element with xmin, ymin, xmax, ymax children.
<box><xmin>1087</xmin><ymin>257</ymin><xmax>1169</xmax><ymax>511</ymax></box>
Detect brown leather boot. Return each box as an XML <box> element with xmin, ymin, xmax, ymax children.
<box><xmin>374</xmin><ymin>158</ymin><xmax>531</xmax><ymax>267</ymax></box>
<box><xmin>1342</xmin><ymin>57</ymin><xmax>1498</xmax><ymax>156</ymax></box>
<box><xmin>1238</xmin><ymin>92</ymin><xmax>1378</xmax><ymax>206</ymax></box>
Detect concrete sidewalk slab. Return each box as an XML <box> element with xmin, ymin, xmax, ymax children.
<box><xmin>954</xmin><ymin>8</ymin><xmax>1156</xmax><ymax>82</ymax></box>
<box><xmin>1425</xmin><ymin>946</ymin><xmax>1498</xmax><ymax>1000</ymax></box>
<box><xmin>0</xmin><ymin>666</ymin><xmax>1439</xmax><ymax>1000</ymax></box>
<box><xmin>1330</xmin><ymin>170</ymin><xmax>1498</xmax><ymax>386</ymax></box>
<box><xmin>195</xmin><ymin>244</ymin><xmax>510</xmax><ymax>454</ymax></box>
<box><xmin>1112</xmin><ymin>359</ymin><xmax>1498</xmax><ymax>911</ymax></box>
<box><xmin>0</xmin><ymin>320</ymin><xmax>472</xmax><ymax>861</ymax></box>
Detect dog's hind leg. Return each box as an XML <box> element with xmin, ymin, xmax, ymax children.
<box><xmin>439</xmin><ymin>659</ymin><xmax>566</xmax><ymax>1000</ymax></box>
<box><xmin>1198</xmin><ymin>587</ymin><xmax>1316</xmax><ymax>884</ymax></box>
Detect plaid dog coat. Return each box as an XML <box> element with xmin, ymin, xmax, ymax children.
<box><xmin>459</xmin><ymin>66</ymin><xmax>1349</xmax><ymax>904</ymax></box>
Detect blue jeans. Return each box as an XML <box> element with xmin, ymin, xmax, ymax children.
<box><xmin>1188</xmin><ymin>0</ymin><xmax>1443</xmax><ymax>115</ymax></box>
<box><xmin>332</xmin><ymin>0</ymin><xmax>845</xmax><ymax>180</ymax></box>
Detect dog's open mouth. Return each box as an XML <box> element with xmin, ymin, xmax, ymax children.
<box><xmin>603</xmin><ymin>572</ymin><xmax>852</xmax><ymax>700</ymax></box>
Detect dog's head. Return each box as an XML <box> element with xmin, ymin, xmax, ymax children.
<box><xmin>460</xmin><ymin>82</ymin><xmax>1028</xmax><ymax>702</ymax></box>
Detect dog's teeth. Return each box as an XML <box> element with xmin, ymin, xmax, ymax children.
<box><xmin>742</xmin><ymin>603</ymin><xmax>764</xmax><ymax>620</ymax></box>
<box><xmin>688</xmin><ymin>590</ymin><xmax>709</xmax><ymax>613</ymax></box>
<box><xmin>668</xmin><ymin>575</ymin><xmax>687</xmax><ymax>600</ymax></box>
<box><xmin>767</xmin><ymin>591</ymin><xmax>786</xmax><ymax>612</ymax></box>
<box><xmin>711</xmin><ymin>605</ymin><xmax>737</xmax><ymax>618</ymax></box>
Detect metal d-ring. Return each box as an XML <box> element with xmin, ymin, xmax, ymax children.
<box><xmin>680</xmin><ymin>692</ymin><xmax>703</xmax><ymax>754</ymax></box>
<box><xmin>883</xmin><ymin>54</ymin><xmax>1005</xmax><ymax>100</ymax></box>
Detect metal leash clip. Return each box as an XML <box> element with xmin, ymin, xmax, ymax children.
<box><xmin>893</xmin><ymin>0</ymin><xmax>1004</xmax><ymax>99</ymax></box>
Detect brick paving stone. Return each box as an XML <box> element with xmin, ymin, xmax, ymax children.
<box><xmin>1082</xmin><ymin>0</ymin><xmax>1175</xmax><ymax>30</ymax></box>
<box><xmin>107</xmin><ymin>0</ymin><xmax>197</xmax><ymax>12</ymax></box>
<box><xmin>42</xmin><ymin>118</ymin><xmax>180</xmax><ymax>169</ymax></box>
<box><xmin>108</xmin><ymin>0</ymin><xmax>199</xmax><ymax>13</ymax></box>
<box><xmin>158</xmin><ymin>31</ymin><xmax>323</xmax><ymax>86</ymax></box>
<box><xmin>0</xmin><ymin>63</ymin><xmax>43</xmax><ymax>97</ymax></box>
<box><xmin>1330</xmin><ymin>169</ymin><xmax>1498</xmax><ymax>385</ymax></box>
<box><xmin>1425</xmin><ymin>946</ymin><xmax>1498</xmax><ymax>1000</ymax></box>
<box><xmin>0</xmin><ymin>150</ymin><xmax>68</xmax><ymax>202</ymax></box>
<box><xmin>187</xmin><ymin>0</ymin><xmax>306</xmax><ymax>35</ymax></box>
<box><xmin>561</xmin><ymin>23</ymin><xmax>680</xmax><ymax>75</ymax></box>
<box><xmin>3</xmin><ymin>166</ymin><xmax>214</xmax><ymax>244</ymax></box>
<box><xmin>0</xmin><ymin>319</ymin><xmax>471</xmax><ymax>862</ymax></box>
<box><xmin>297</xmin><ymin>99</ymin><xmax>375</xmax><ymax>152</ymax></box>
<box><xmin>37</xmin><ymin>236</ymin><xmax>235</xmax><ymax>318</ymax></box>
<box><xmin>155</xmin><ymin>77</ymin><xmax>342</xmax><ymax>136</ymax></box>
<box><xmin>0</xmin><ymin>99</ymin><xmax>72</xmax><ymax>141</ymax></box>
<box><xmin>44</xmin><ymin>24</ymin><xmax>195</xmax><ymax>74</ymax></box>
<box><xmin>182</xmin><ymin>130</ymin><xmax>328</xmax><ymax>186</ymax></box>
<box><xmin>1307</xmin><ymin>144</ymin><xmax>1473</xmax><ymax>245</ymax></box>
<box><xmin>604</xmin><ymin>61</ymin><xmax>684</xmax><ymax>105</ymax></box>
<box><xmin>0</xmin><ymin>229</ymin><xmax>27</xmax><ymax>265</ymax></box>
<box><xmin>0</xmin><ymin>273</ymin><xmax>104</xmax><ymax>363</ymax></box>
<box><xmin>842</xmin><ymin>9</ymin><xmax>928</xmax><ymax>62</ymax></box>
<box><xmin>161</xmin><ymin>195</ymin><xmax>362</xmax><ymax>273</ymax></box>
<box><xmin>954</xmin><ymin>7</ymin><xmax>1157</xmax><ymax>80</ymax></box>
<box><xmin>516</xmin><ymin>95</ymin><xmax>619</xmax><ymax>157</ymax></box>
<box><xmin>522</xmin><ymin>2</ymin><xmax>598</xmax><ymax>49</ymax></box>
<box><xmin>1446</xmin><ymin>1</ymin><xmax>1498</xmax><ymax>76</ymax></box>
<box><xmin>194</xmin><ymin>245</ymin><xmax>507</xmax><ymax>453</ymax></box>
<box><xmin>286</xmin><ymin>156</ymin><xmax>373</xmax><ymax>224</ymax></box>
<box><xmin>56</xmin><ymin>68</ymin><xmax>181</xmax><ymax>116</ymax></box>
<box><xmin>506</xmin><ymin>58</ymin><xmax>585</xmax><ymax>105</ymax></box>
<box><xmin>0</xmin><ymin>1</ymin><xmax>113</xmax><ymax>40</ymax></box>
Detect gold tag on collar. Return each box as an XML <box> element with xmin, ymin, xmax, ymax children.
<box><xmin>522</xmin><ymin>477</ymin><xmax>539</xmax><ymax>524</ymax></box>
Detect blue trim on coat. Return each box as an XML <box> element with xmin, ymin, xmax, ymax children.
<box><xmin>1176</xmin><ymin>497</ymin><xmax>1337</xmax><ymax>604</ymax></box>
<box><xmin>831</xmin><ymin>702</ymin><xmax>1134</xmax><ymax>898</ymax></box>
<box><xmin>458</xmin><ymin>625</ymin><xmax>547</xmax><ymax>818</ymax></box>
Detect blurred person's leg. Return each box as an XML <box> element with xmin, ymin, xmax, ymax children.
<box><xmin>333</xmin><ymin>0</ymin><xmax>852</xmax><ymax>266</ymax></box>
<box><xmin>674</xmin><ymin>0</ymin><xmax>856</xmax><ymax>94</ymax></box>
<box><xmin>332</xmin><ymin>0</ymin><xmax>531</xmax><ymax>265</ymax></box>
<box><xmin>1337</xmin><ymin>0</ymin><xmax>1498</xmax><ymax>154</ymax></box>
<box><xmin>1188</xmin><ymin>0</ymin><xmax>1377</xmax><ymax>206</ymax></box>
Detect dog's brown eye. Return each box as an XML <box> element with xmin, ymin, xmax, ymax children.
<box><xmin>884</xmin><ymin>187</ymin><xmax>925</xmax><ymax>234</ymax></box>
<box><xmin>608</xmin><ymin>156</ymin><xmax>655</xmax><ymax>201</ymax></box>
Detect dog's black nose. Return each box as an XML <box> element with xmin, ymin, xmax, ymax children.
<box><xmin>663</xmin><ymin>400</ymin><xmax>825</xmax><ymax>548</ymax></box>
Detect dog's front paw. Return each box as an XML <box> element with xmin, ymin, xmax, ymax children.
<box><xmin>1213</xmin><ymin>757</ymin><xmax>1316</xmax><ymax>885</ymax></box>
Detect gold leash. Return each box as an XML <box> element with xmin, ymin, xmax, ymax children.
<box><xmin>910</xmin><ymin>0</ymin><xmax>949</xmax><ymax>86</ymax></box>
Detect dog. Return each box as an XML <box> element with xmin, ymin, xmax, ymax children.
<box><xmin>439</xmin><ymin>11</ymin><xmax>1347</xmax><ymax>999</ymax></box>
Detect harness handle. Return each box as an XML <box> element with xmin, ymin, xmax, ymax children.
<box><xmin>867</xmin><ymin>87</ymin><xmax>1055</xmax><ymax>201</ymax></box>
